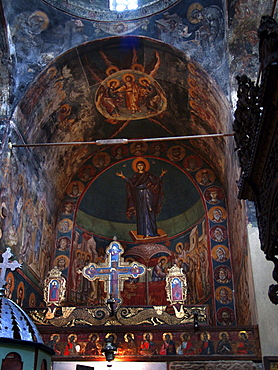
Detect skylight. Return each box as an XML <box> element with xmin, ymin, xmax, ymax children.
<box><xmin>109</xmin><ymin>0</ymin><xmax>138</xmax><ymax>11</ymax></box>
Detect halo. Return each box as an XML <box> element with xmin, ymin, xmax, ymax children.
<box><xmin>158</xmin><ymin>256</ymin><xmax>167</xmax><ymax>264</ymax></box>
<box><xmin>89</xmin><ymin>333</ymin><xmax>99</xmax><ymax>341</ymax></box>
<box><xmin>139</xmin><ymin>76</ymin><xmax>151</xmax><ymax>86</ymax></box>
<box><xmin>200</xmin><ymin>331</ymin><xmax>211</xmax><ymax>341</ymax></box>
<box><xmin>143</xmin><ymin>332</ymin><xmax>153</xmax><ymax>341</ymax></box>
<box><xmin>131</xmin><ymin>63</ymin><xmax>145</xmax><ymax>72</ymax></box>
<box><xmin>238</xmin><ymin>331</ymin><xmax>248</xmax><ymax>339</ymax></box>
<box><xmin>106</xmin><ymin>66</ymin><xmax>119</xmax><ymax>76</ymax></box>
<box><xmin>162</xmin><ymin>332</ymin><xmax>173</xmax><ymax>341</ymax></box>
<box><xmin>17</xmin><ymin>281</ymin><xmax>25</xmax><ymax>300</ymax></box>
<box><xmin>107</xmin><ymin>78</ymin><xmax>120</xmax><ymax>88</ymax></box>
<box><xmin>132</xmin><ymin>157</ymin><xmax>150</xmax><ymax>172</ymax></box>
<box><xmin>28</xmin><ymin>11</ymin><xmax>49</xmax><ymax>31</ymax></box>
<box><xmin>176</xmin><ymin>242</ymin><xmax>183</xmax><ymax>253</ymax></box>
<box><xmin>29</xmin><ymin>292</ymin><xmax>36</xmax><ymax>307</ymax></box>
<box><xmin>6</xmin><ymin>272</ymin><xmax>15</xmax><ymax>292</ymax></box>
<box><xmin>105</xmin><ymin>333</ymin><xmax>118</xmax><ymax>341</ymax></box>
<box><xmin>68</xmin><ymin>334</ymin><xmax>78</xmax><ymax>342</ymax></box>
<box><xmin>124</xmin><ymin>332</ymin><xmax>135</xmax><ymax>342</ymax></box>
<box><xmin>50</xmin><ymin>333</ymin><xmax>60</xmax><ymax>341</ymax></box>
<box><xmin>187</xmin><ymin>3</ymin><xmax>203</xmax><ymax>24</ymax></box>
<box><xmin>122</xmin><ymin>73</ymin><xmax>135</xmax><ymax>82</ymax></box>
<box><xmin>219</xmin><ymin>331</ymin><xmax>229</xmax><ymax>339</ymax></box>
<box><xmin>180</xmin><ymin>332</ymin><xmax>190</xmax><ymax>341</ymax></box>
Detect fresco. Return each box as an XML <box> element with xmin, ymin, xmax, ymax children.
<box><xmin>47</xmin><ymin>139</ymin><xmax>235</xmax><ymax>327</ymax></box>
<box><xmin>5</xmin><ymin>0</ymin><xmax>229</xmax><ymax>106</ymax></box>
<box><xmin>42</xmin><ymin>328</ymin><xmax>261</xmax><ymax>359</ymax></box>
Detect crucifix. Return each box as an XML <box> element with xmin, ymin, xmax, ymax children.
<box><xmin>80</xmin><ymin>238</ymin><xmax>146</xmax><ymax>309</ymax></box>
<box><xmin>0</xmin><ymin>247</ymin><xmax>22</xmax><ymax>291</ymax></box>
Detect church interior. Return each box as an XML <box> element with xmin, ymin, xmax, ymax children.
<box><xmin>0</xmin><ymin>0</ymin><xmax>278</xmax><ymax>369</ymax></box>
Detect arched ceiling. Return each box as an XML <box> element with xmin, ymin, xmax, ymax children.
<box><xmin>12</xmin><ymin>36</ymin><xmax>230</xmax><ymax>204</ymax></box>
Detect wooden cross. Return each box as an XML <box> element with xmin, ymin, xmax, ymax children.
<box><xmin>80</xmin><ymin>239</ymin><xmax>146</xmax><ymax>309</ymax></box>
<box><xmin>0</xmin><ymin>247</ymin><xmax>22</xmax><ymax>289</ymax></box>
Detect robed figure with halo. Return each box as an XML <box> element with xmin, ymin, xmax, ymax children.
<box><xmin>116</xmin><ymin>157</ymin><xmax>167</xmax><ymax>237</ymax></box>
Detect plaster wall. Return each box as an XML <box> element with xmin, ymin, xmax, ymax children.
<box><xmin>248</xmin><ymin>226</ymin><xmax>278</xmax><ymax>357</ymax></box>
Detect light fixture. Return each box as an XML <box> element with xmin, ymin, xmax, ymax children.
<box><xmin>193</xmin><ymin>311</ymin><xmax>199</xmax><ymax>332</ymax></box>
<box><xmin>102</xmin><ymin>335</ymin><xmax>117</xmax><ymax>364</ymax></box>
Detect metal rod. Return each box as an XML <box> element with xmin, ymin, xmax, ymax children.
<box><xmin>9</xmin><ymin>132</ymin><xmax>234</xmax><ymax>148</ymax></box>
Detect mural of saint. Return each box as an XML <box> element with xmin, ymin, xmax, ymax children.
<box><xmin>237</xmin><ymin>331</ymin><xmax>254</xmax><ymax>355</ymax></box>
<box><xmin>177</xmin><ymin>333</ymin><xmax>195</xmax><ymax>355</ymax></box>
<box><xmin>121</xmin><ymin>333</ymin><xmax>137</xmax><ymax>355</ymax></box>
<box><xmin>199</xmin><ymin>332</ymin><xmax>215</xmax><ymax>355</ymax></box>
<box><xmin>85</xmin><ymin>333</ymin><xmax>101</xmax><ymax>355</ymax></box>
<box><xmin>159</xmin><ymin>333</ymin><xmax>176</xmax><ymax>355</ymax></box>
<box><xmin>204</xmin><ymin>186</ymin><xmax>224</xmax><ymax>204</ymax></box>
<box><xmin>196</xmin><ymin>168</ymin><xmax>215</xmax><ymax>186</ymax></box>
<box><xmin>210</xmin><ymin>225</ymin><xmax>227</xmax><ymax>242</ymax></box>
<box><xmin>208</xmin><ymin>206</ymin><xmax>226</xmax><ymax>223</ymax></box>
<box><xmin>217</xmin><ymin>307</ymin><xmax>235</xmax><ymax>325</ymax></box>
<box><xmin>116</xmin><ymin>158</ymin><xmax>167</xmax><ymax>237</ymax></box>
<box><xmin>216</xmin><ymin>286</ymin><xmax>233</xmax><ymax>305</ymax></box>
<box><xmin>139</xmin><ymin>332</ymin><xmax>157</xmax><ymax>356</ymax></box>
<box><xmin>216</xmin><ymin>332</ymin><xmax>232</xmax><ymax>354</ymax></box>
<box><xmin>212</xmin><ymin>245</ymin><xmax>229</xmax><ymax>262</ymax></box>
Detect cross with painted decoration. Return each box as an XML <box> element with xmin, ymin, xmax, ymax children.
<box><xmin>80</xmin><ymin>237</ymin><xmax>146</xmax><ymax>309</ymax></box>
<box><xmin>0</xmin><ymin>247</ymin><xmax>22</xmax><ymax>292</ymax></box>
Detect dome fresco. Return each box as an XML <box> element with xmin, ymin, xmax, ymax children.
<box><xmin>41</xmin><ymin>0</ymin><xmax>181</xmax><ymax>21</ymax></box>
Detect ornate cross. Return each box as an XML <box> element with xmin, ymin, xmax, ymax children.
<box><xmin>0</xmin><ymin>247</ymin><xmax>22</xmax><ymax>289</ymax></box>
<box><xmin>80</xmin><ymin>238</ymin><xmax>146</xmax><ymax>309</ymax></box>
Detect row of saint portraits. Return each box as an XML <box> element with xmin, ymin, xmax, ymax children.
<box><xmin>44</xmin><ymin>330</ymin><xmax>256</xmax><ymax>357</ymax></box>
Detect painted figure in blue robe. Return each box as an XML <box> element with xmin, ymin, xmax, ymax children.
<box><xmin>117</xmin><ymin>159</ymin><xmax>167</xmax><ymax>237</ymax></box>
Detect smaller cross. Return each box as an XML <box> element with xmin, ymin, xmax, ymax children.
<box><xmin>0</xmin><ymin>247</ymin><xmax>22</xmax><ymax>289</ymax></box>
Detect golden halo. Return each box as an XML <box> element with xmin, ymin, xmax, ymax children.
<box><xmin>6</xmin><ymin>272</ymin><xmax>15</xmax><ymax>292</ymax></box>
<box><xmin>125</xmin><ymin>257</ymin><xmax>135</xmax><ymax>263</ymax></box>
<box><xmin>29</xmin><ymin>292</ymin><xmax>36</xmax><ymax>307</ymax></box>
<box><xmin>17</xmin><ymin>281</ymin><xmax>25</xmax><ymax>300</ymax></box>
<box><xmin>112</xmin><ymin>22</ymin><xmax>128</xmax><ymax>33</ymax></box>
<box><xmin>106</xmin><ymin>66</ymin><xmax>119</xmax><ymax>76</ymax></box>
<box><xmin>139</xmin><ymin>76</ymin><xmax>151</xmax><ymax>86</ymax></box>
<box><xmin>123</xmin><ymin>73</ymin><xmax>135</xmax><ymax>82</ymax></box>
<box><xmin>124</xmin><ymin>332</ymin><xmax>135</xmax><ymax>342</ymax></box>
<box><xmin>107</xmin><ymin>78</ymin><xmax>120</xmax><ymax>88</ymax></box>
<box><xmin>105</xmin><ymin>333</ymin><xmax>117</xmax><ymax>341</ymax></box>
<box><xmin>47</xmin><ymin>67</ymin><xmax>57</xmax><ymax>79</ymax></box>
<box><xmin>89</xmin><ymin>333</ymin><xmax>99</xmax><ymax>341</ymax></box>
<box><xmin>180</xmin><ymin>332</ymin><xmax>190</xmax><ymax>341</ymax></box>
<box><xmin>158</xmin><ymin>256</ymin><xmax>167</xmax><ymax>264</ymax></box>
<box><xmin>132</xmin><ymin>157</ymin><xmax>150</xmax><ymax>172</ymax></box>
<box><xmin>219</xmin><ymin>331</ymin><xmax>229</xmax><ymax>339</ymax></box>
<box><xmin>200</xmin><ymin>331</ymin><xmax>211</xmax><ymax>341</ymax></box>
<box><xmin>162</xmin><ymin>332</ymin><xmax>173</xmax><ymax>341</ymax></box>
<box><xmin>176</xmin><ymin>242</ymin><xmax>183</xmax><ymax>253</ymax></box>
<box><xmin>143</xmin><ymin>332</ymin><xmax>153</xmax><ymax>341</ymax></box>
<box><xmin>187</xmin><ymin>2</ymin><xmax>203</xmax><ymax>24</ymax></box>
<box><xmin>50</xmin><ymin>333</ymin><xmax>61</xmax><ymax>341</ymax></box>
<box><xmin>29</xmin><ymin>11</ymin><xmax>49</xmax><ymax>31</ymax></box>
<box><xmin>238</xmin><ymin>331</ymin><xmax>248</xmax><ymax>339</ymax></box>
<box><xmin>131</xmin><ymin>63</ymin><xmax>145</xmax><ymax>72</ymax></box>
<box><xmin>67</xmin><ymin>334</ymin><xmax>77</xmax><ymax>342</ymax></box>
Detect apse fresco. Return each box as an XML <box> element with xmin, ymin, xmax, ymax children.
<box><xmin>52</xmin><ymin>141</ymin><xmax>235</xmax><ymax>326</ymax></box>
